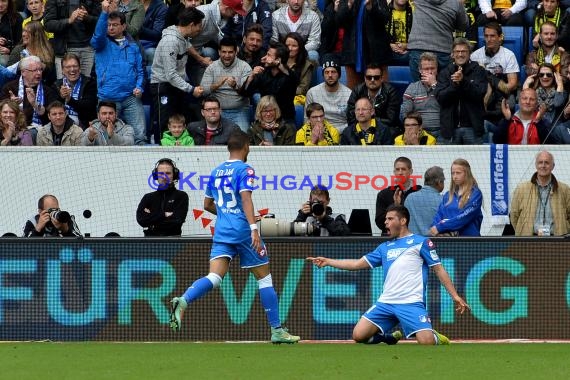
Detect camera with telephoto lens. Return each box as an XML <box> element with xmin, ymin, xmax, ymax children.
<box><xmin>310</xmin><ymin>200</ymin><xmax>325</xmax><ymax>216</ymax></box>
<box><xmin>258</xmin><ymin>218</ymin><xmax>314</xmax><ymax>237</ymax></box>
<box><xmin>47</xmin><ymin>208</ymin><xmax>71</xmax><ymax>223</ymax></box>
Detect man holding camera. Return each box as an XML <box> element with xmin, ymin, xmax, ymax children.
<box><xmin>23</xmin><ymin>194</ymin><xmax>81</xmax><ymax>237</ymax></box>
<box><xmin>294</xmin><ymin>185</ymin><xmax>350</xmax><ymax>237</ymax></box>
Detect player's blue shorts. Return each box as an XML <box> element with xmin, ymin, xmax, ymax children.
<box><xmin>210</xmin><ymin>240</ymin><xmax>269</xmax><ymax>268</ymax></box>
<box><xmin>362</xmin><ymin>301</ymin><xmax>433</xmax><ymax>338</ymax></box>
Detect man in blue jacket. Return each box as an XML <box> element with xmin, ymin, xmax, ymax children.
<box><xmin>91</xmin><ymin>0</ymin><xmax>146</xmax><ymax>145</ymax></box>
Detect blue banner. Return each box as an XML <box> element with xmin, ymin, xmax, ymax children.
<box><xmin>490</xmin><ymin>144</ymin><xmax>508</xmax><ymax>217</ymax></box>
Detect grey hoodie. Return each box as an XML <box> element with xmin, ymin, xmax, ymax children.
<box><xmin>407</xmin><ymin>0</ymin><xmax>468</xmax><ymax>54</ymax></box>
<box><xmin>150</xmin><ymin>25</ymin><xmax>193</xmax><ymax>93</ymax></box>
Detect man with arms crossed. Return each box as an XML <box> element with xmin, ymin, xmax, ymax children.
<box><xmin>308</xmin><ymin>205</ymin><xmax>469</xmax><ymax>345</ymax></box>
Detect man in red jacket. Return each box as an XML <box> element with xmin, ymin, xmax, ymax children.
<box><xmin>493</xmin><ymin>88</ymin><xmax>553</xmax><ymax>144</ymax></box>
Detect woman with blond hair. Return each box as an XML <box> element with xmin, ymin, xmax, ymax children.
<box><xmin>429</xmin><ymin>158</ymin><xmax>483</xmax><ymax>237</ymax></box>
<box><xmin>248</xmin><ymin>95</ymin><xmax>296</xmax><ymax>146</ymax></box>
<box><xmin>7</xmin><ymin>20</ymin><xmax>55</xmax><ymax>84</ymax></box>
<box><xmin>0</xmin><ymin>99</ymin><xmax>33</xmax><ymax>145</ymax></box>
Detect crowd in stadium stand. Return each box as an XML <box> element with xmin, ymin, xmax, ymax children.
<box><xmin>2</xmin><ymin>0</ymin><xmax>570</xmax><ymax>146</ymax></box>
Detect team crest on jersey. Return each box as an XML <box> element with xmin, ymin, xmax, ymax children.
<box><xmin>247</xmin><ymin>168</ymin><xmax>255</xmax><ymax>176</ymax></box>
<box><xmin>427</xmin><ymin>239</ymin><xmax>435</xmax><ymax>248</ymax></box>
<box><xmin>258</xmin><ymin>244</ymin><xmax>267</xmax><ymax>257</ymax></box>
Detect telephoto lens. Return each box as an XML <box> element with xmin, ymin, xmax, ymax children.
<box><xmin>49</xmin><ymin>209</ymin><xmax>71</xmax><ymax>223</ymax></box>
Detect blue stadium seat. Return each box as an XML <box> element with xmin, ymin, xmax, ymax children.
<box><xmin>317</xmin><ymin>0</ymin><xmax>326</xmax><ymax>12</ymax></box>
<box><xmin>295</xmin><ymin>104</ymin><xmax>305</xmax><ymax>129</ymax></box>
<box><xmin>477</xmin><ymin>26</ymin><xmax>524</xmax><ymax>66</ymax></box>
<box><xmin>313</xmin><ymin>67</ymin><xmax>324</xmax><ymax>87</ymax></box>
<box><xmin>528</xmin><ymin>27</ymin><xmax>533</xmax><ymax>57</ymax></box>
<box><xmin>387</xmin><ymin>66</ymin><xmax>412</xmax><ymax>99</ymax></box>
<box><xmin>143</xmin><ymin>105</ymin><xmax>151</xmax><ymax>133</ymax></box>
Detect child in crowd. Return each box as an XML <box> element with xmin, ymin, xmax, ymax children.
<box><xmin>160</xmin><ymin>114</ymin><xmax>194</xmax><ymax>146</ymax></box>
<box><xmin>23</xmin><ymin>0</ymin><xmax>54</xmax><ymax>39</ymax></box>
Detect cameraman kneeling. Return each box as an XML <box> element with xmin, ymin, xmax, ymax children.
<box><xmin>23</xmin><ymin>194</ymin><xmax>82</xmax><ymax>237</ymax></box>
<box><xmin>294</xmin><ymin>185</ymin><xmax>350</xmax><ymax>236</ymax></box>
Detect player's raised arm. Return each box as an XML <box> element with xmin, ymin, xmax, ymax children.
<box><xmin>306</xmin><ymin>256</ymin><xmax>369</xmax><ymax>271</ymax></box>
<box><xmin>432</xmin><ymin>264</ymin><xmax>470</xmax><ymax>314</ymax></box>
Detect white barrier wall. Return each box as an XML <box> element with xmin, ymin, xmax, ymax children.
<box><xmin>2</xmin><ymin>145</ymin><xmax>568</xmax><ymax>237</ymax></box>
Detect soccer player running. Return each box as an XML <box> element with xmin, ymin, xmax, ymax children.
<box><xmin>307</xmin><ymin>204</ymin><xmax>469</xmax><ymax>345</ymax></box>
<box><xmin>169</xmin><ymin>130</ymin><xmax>300</xmax><ymax>344</ymax></box>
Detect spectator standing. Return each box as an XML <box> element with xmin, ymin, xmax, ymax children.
<box><xmin>44</xmin><ymin>0</ymin><xmax>101</xmax><ymax>78</ymax></box>
<box><xmin>407</xmin><ymin>0</ymin><xmax>468</xmax><ymax>82</ymax></box>
<box><xmin>91</xmin><ymin>5</ymin><xmax>146</xmax><ymax>145</ymax></box>
<box><xmin>404</xmin><ymin>166</ymin><xmax>445</xmax><ymax>235</ymax></box>
<box><xmin>374</xmin><ymin>156</ymin><xmax>421</xmax><ymax>233</ymax></box>
<box><xmin>429</xmin><ymin>158</ymin><xmax>483</xmax><ymax>237</ymax></box>
<box><xmin>510</xmin><ymin>150</ymin><xmax>570</xmax><ymax>236</ymax></box>
<box><xmin>434</xmin><ymin>38</ymin><xmax>487</xmax><ymax>144</ymax></box>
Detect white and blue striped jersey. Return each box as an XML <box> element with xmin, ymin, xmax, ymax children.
<box><xmin>364</xmin><ymin>234</ymin><xmax>441</xmax><ymax>305</ymax></box>
<box><xmin>205</xmin><ymin>159</ymin><xmax>256</xmax><ymax>244</ymax></box>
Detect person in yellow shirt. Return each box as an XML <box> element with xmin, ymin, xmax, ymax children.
<box><xmin>23</xmin><ymin>0</ymin><xmax>54</xmax><ymax>39</ymax></box>
<box><xmin>295</xmin><ymin>102</ymin><xmax>340</xmax><ymax>146</ymax></box>
<box><xmin>394</xmin><ymin>111</ymin><xmax>437</xmax><ymax>145</ymax></box>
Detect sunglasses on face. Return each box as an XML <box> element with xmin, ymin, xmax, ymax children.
<box><xmin>539</xmin><ymin>72</ymin><xmax>553</xmax><ymax>78</ymax></box>
<box><xmin>365</xmin><ymin>75</ymin><xmax>381</xmax><ymax>81</ymax></box>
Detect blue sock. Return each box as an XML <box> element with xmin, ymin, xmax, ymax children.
<box><xmin>259</xmin><ymin>286</ymin><xmax>281</xmax><ymax>328</ymax></box>
<box><xmin>182</xmin><ymin>276</ymin><xmax>214</xmax><ymax>304</ymax></box>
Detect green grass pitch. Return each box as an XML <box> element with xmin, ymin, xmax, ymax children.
<box><xmin>2</xmin><ymin>342</ymin><xmax>569</xmax><ymax>380</ymax></box>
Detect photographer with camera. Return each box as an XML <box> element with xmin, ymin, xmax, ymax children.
<box><xmin>293</xmin><ymin>185</ymin><xmax>350</xmax><ymax>237</ymax></box>
<box><xmin>23</xmin><ymin>194</ymin><xmax>81</xmax><ymax>237</ymax></box>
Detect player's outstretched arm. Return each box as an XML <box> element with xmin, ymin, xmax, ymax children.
<box><xmin>432</xmin><ymin>264</ymin><xmax>470</xmax><ymax>314</ymax></box>
<box><xmin>306</xmin><ymin>257</ymin><xmax>369</xmax><ymax>271</ymax></box>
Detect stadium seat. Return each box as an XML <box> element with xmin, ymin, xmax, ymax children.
<box><xmin>317</xmin><ymin>0</ymin><xmax>325</xmax><ymax>12</ymax></box>
<box><xmin>528</xmin><ymin>26</ymin><xmax>534</xmax><ymax>58</ymax></box>
<box><xmin>313</xmin><ymin>67</ymin><xmax>324</xmax><ymax>87</ymax></box>
<box><xmin>143</xmin><ymin>105</ymin><xmax>151</xmax><ymax>130</ymax></box>
<box><xmin>387</xmin><ymin>66</ymin><xmax>412</xmax><ymax>99</ymax></box>
<box><xmin>477</xmin><ymin>26</ymin><xmax>525</xmax><ymax>66</ymax></box>
<box><xmin>295</xmin><ymin>105</ymin><xmax>305</xmax><ymax>129</ymax></box>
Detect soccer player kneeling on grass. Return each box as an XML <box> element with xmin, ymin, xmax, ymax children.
<box><xmin>169</xmin><ymin>130</ymin><xmax>300</xmax><ymax>344</ymax></box>
<box><xmin>307</xmin><ymin>204</ymin><xmax>469</xmax><ymax>345</ymax></box>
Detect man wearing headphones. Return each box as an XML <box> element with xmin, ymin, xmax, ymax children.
<box><xmin>136</xmin><ymin>158</ymin><xmax>189</xmax><ymax>236</ymax></box>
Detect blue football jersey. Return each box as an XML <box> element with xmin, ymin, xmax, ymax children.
<box><xmin>364</xmin><ymin>234</ymin><xmax>441</xmax><ymax>304</ymax></box>
<box><xmin>205</xmin><ymin>159</ymin><xmax>256</xmax><ymax>243</ymax></box>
